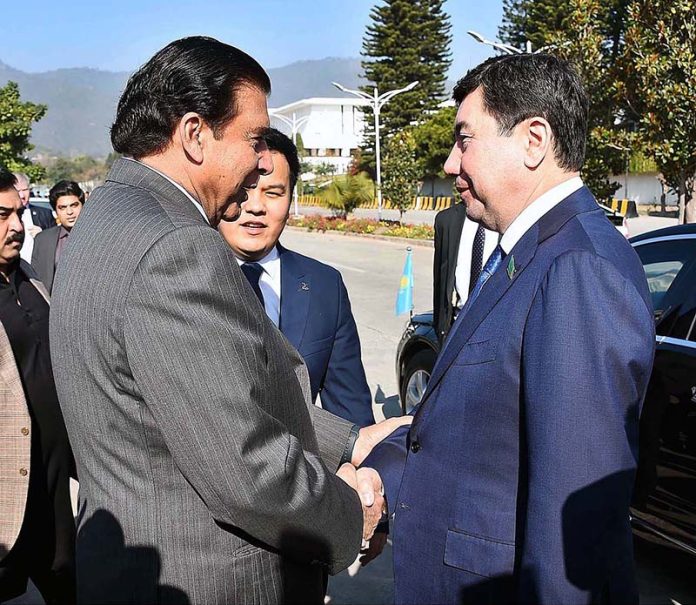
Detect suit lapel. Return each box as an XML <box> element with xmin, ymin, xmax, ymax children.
<box><xmin>418</xmin><ymin>187</ymin><xmax>600</xmax><ymax>412</ymax></box>
<box><xmin>278</xmin><ymin>245</ymin><xmax>311</xmax><ymax>350</ymax></box>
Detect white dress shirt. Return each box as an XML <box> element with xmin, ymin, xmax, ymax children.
<box><xmin>454</xmin><ymin>220</ymin><xmax>499</xmax><ymax>309</ymax></box>
<box><xmin>20</xmin><ymin>208</ymin><xmax>36</xmax><ymax>262</ymax></box>
<box><xmin>500</xmin><ymin>177</ymin><xmax>584</xmax><ymax>255</ymax></box>
<box><xmin>236</xmin><ymin>246</ymin><xmax>282</xmax><ymax>327</ymax></box>
<box><xmin>125</xmin><ymin>158</ymin><xmax>209</xmax><ymax>224</ymax></box>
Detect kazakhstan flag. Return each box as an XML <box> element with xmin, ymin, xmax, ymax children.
<box><xmin>395</xmin><ymin>247</ymin><xmax>414</xmax><ymax>316</ymax></box>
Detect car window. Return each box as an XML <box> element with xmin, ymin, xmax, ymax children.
<box><xmin>671</xmin><ymin>284</ymin><xmax>696</xmax><ymax>342</ymax></box>
<box><xmin>633</xmin><ymin>238</ymin><xmax>696</xmax><ymax>314</ymax></box>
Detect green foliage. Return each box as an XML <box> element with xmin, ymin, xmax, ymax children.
<box><xmin>0</xmin><ymin>81</ymin><xmax>47</xmax><ymax>180</ymax></box>
<box><xmin>621</xmin><ymin>0</ymin><xmax>696</xmax><ymax>222</ymax></box>
<box><xmin>382</xmin><ymin>131</ymin><xmax>421</xmax><ymax>221</ymax></box>
<box><xmin>41</xmin><ymin>155</ymin><xmax>110</xmax><ymax>184</ymax></box>
<box><xmin>409</xmin><ymin>105</ymin><xmax>456</xmax><ymax>178</ymax></box>
<box><xmin>360</xmin><ymin>0</ymin><xmax>452</xmax><ymax>171</ymax></box>
<box><xmin>287</xmin><ymin>214</ymin><xmax>434</xmax><ymax>240</ymax></box>
<box><xmin>320</xmin><ymin>172</ymin><xmax>375</xmax><ymax>217</ymax></box>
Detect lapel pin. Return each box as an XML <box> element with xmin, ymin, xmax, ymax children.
<box><xmin>507</xmin><ymin>255</ymin><xmax>516</xmax><ymax>280</ymax></box>
<box><xmin>300</xmin><ymin>282</ymin><xmax>310</xmax><ymax>291</ymax></box>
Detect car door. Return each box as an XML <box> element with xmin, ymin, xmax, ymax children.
<box><xmin>632</xmin><ymin>234</ymin><xmax>696</xmax><ymax>554</ymax></box>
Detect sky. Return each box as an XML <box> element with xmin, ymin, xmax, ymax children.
<box><xmin>3</xmin><ymin>0</ymin><xmax>504</xmax><ymax>77</ymax></box>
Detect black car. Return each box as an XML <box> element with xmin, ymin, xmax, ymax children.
<box><xmin>395</xmin><ymin>223</ymin><xmax>696</xmax><ymax>556</ymax></box>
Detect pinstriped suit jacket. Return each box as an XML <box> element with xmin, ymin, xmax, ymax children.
<box><xmin>0</xmin><ymin>261</ymin><xmax>50</xmax><ymax>560</ymax></box>
<box><xmin>49</xmin><ymin>159</ymin><xmax>362</xmax><ymax>604</ymax></box>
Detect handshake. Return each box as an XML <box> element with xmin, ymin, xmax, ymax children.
<box><xmin>336</xmin><ymin>415</ymin><xmax>412</xmax><ymax>565</ymax></box>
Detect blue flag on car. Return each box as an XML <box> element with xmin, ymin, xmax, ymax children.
<box><xmin>396</xmin><ymin>247</ymin><xmax>414</xmax><ymax>316</ymax></box>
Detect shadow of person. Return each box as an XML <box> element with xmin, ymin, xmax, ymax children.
<box><xmin>562</xmin><ymin>469</ymin><xmax>639</xmax><ymax>604</ymax></box>
<box><xmin>78</xmin><ymin>509</ymin><xmax>189</xmax><ymax>604</ymax></box>
<box><xmin>374</xmin><ymin>384</ymin><xmax>402</xmax><ymax>418</ymax></box>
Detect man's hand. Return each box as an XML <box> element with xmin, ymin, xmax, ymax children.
<box><xmin>351</xmin><ymin>415</ymin><xmax>413</xmax><ymax>467</ymax></box>
<box><xmin>28</xmin><ymin>225</ymin><xmax>42</xmax><ymax>238</ymax></box>
<box><xmin>336</xmin><ymin>463</ymin><xmax>385</xmax><ymax>541</ymax></box>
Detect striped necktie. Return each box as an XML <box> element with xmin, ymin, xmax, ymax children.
<box><xmin>462</xmin><ymin>244</ymin><xmax>505</xmax><ymax>314</ymax></box>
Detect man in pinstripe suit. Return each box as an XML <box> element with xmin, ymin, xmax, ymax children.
<box><xmin>50</xmin><ymin>37</ymin><xmax>408</xmax><ymax>605</ymax></box>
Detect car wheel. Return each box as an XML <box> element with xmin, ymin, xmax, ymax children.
<box><xmin>400</xmin><ymin>348</ymin><xmax>437</xmax><ymax>414</ymax></box>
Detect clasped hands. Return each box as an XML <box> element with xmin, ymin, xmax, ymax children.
<box><xmin>336</xmin><ymin>415</ymin><xmax>412</xmax><ymax>564</ymax></box>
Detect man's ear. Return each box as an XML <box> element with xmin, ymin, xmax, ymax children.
<box><xmin>178</xmin><ymin>112</ymin><xmax>205</xmax><ymax>164</ymax></box>
<box><xmin>523</xmin><ymin>117</ymin><xmax>552</xmax><ymax>169</ymax></box>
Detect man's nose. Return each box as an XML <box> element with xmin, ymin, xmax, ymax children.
<box><xmin>242</xmin><ymin>189</ymin><xmax>265</xmax><ymax>214</ymax></box>
<box><xmin>443</xmin><ymin>145</ymin><xmax>460</xmax><ymax>177</ymax></box>
<box><xmin>10</xmin><ymin>212</ymin><xmax>24</xmax><ymax>234</ymax></box>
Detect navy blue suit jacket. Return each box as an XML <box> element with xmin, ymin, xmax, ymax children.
<box><xmin>278</xmin><ymin>245</ymin><xmax>374</xmax><ymax>427</ymax></box>
<box><xmin>29</xmin><ymin>204</ymin><xmax>55</xmax><ymax>230</ymax></box>
<box><xmin>365</xmin><ymin>188</ymin><xmax>655</xmax><ymax>604</ymax></box>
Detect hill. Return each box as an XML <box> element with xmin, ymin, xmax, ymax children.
<box><xmin>0</xmin><ymin>57</ymin><xmax>367</xmax><ymax>158</ymax></box>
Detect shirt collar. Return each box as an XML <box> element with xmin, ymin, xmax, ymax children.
<box><xmin>124</xmin><ymin>157</ymin><xmax>209</xmax><ymax>224</ymax></box>
<box><xmin>500</xmin><ymin>176</ymin><xmax>583</xmax><ymax>255</ymax></box>
<box><xmin>59</xmin><ymin>225</ymin><xmax>70</xmax><ymax>239</ymax></box>
<box><xmin>235</xmin><ymin>246</ymin><xmax>280</xmax><ymax>280</ymax></box>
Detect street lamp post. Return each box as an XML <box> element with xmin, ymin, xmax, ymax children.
<box><xmin>467</xmin><ymin>30</ymin><xmax>570</xmax><ymax>55</ymax></box>
<box><xmin>269</xmin><ymin>111</ymin><xmax>310</xmax><ymax>217</ymax></box>
<box><xmin>332</xmin><ymin>80</ymin><xmax>418</xmax><ymax>221</ymax></box>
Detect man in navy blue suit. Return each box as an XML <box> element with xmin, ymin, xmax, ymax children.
<box><xmin>366</xmin><ymin>54</ymin><xmax>655</xmax><ymax>603</ymax></box>
<box><xmin>218</xmin><ymin>128</ymin><xmax>375</xmax><ymax>429</ymax></box>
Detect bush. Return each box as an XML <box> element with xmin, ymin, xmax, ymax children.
<box><xmin>287</xmin><ymin>215</ymin><xmax>432</xmax><ymax>240</ymax></box>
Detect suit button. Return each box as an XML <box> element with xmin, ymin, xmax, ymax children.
<box><xmin>410</xmin><ymin>441</ymin><xmax>421</xmax><ymax>453</ymax></box>
<box><xmin>21</xmin><ymin>427</ymin><xmax>29</xmax><ymax>436</ymax></box>
<box><xmin>19</xmin><ymin>468</ymin><xmax>28</xmax><ymax>476</ymax></box>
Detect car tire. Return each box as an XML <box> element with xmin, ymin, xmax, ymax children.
<box><xmin>400</xmin><ymin>348</ymin><xmax>437</xmax><ymax>415</ymax></box>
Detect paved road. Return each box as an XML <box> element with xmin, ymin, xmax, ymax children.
<box><xmin>11</xmin><ymin>225</ymin><xmax>694</xmax><ymax>604</ymax></box>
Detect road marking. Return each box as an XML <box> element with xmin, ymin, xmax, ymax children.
<box><xmin>328</xmin><ymin>261</ymin><xmax>366</xmax><ymax>274</ymax></box>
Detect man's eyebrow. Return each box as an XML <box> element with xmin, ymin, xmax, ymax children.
<box><xmin>0</xmin><ymin>205</ymin><xmax>13</xmax><ymax>212</ymax></box>
<box><xmin>454</xmin><ymin>120</ymin><xmax>472</xmax><ymax>135</ymax></box>
<box><xmin>263</xmin><ymin>182</ymin><xmax>287</xmax><ymax>191</ymax></box>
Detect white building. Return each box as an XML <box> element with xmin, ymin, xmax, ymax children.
<box><xmin>269</xmin><ymin>97</ymin><xmax>368</xmax><ymax>175</ymax></box>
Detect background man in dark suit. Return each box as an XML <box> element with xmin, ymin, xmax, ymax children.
<box><xmin>0</xmin><ymin>168</ymin><xmax>75</xmax><ymax>604</ymax></box>
<box><xmin>31</xmin><ymin>180</ymin><xmax>85</xmax><ymax>292</ymax></box>
<box><xmin>13</xmin><ymin>173</ymin><xmax>54</xmax><ymax>263</ymax></box>
<box><xmin>50</xmin><ymin>37</ymin><xmax>406</xmax><ymax>604</ymax></box>
<box><xmin>366</xmin><ymin>54</ymin><xmax>654</xmax><ymax>604</ymax></box>
<box><xmin>219</xmin><ymin>128</ymin><xmax>375</xmax><ymax>428</ymax></box>
<box><xmin>433</xmin><ymin>203</ymin><xmax>497</xmax><ymax>341</ymax></box>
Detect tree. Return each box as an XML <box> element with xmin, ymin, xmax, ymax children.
<box><xmin>382</xmin><ymin>131</ymin><xmax>421</xmax><ymax>222</ymax></box>
<box><xmin>359</xmin><ymin>0</ymin><xmax>452</xmax><ymax>171</ymax></box>
<box><xmin>409</xmin><ymin>105</ymin><xmax>456</xmax><ymax>178</ymax></box>
<box><xmin>498</xmin><ymin>0</ymin><xmax>572</xmax><ymax>51</ymax></box>
<box><xmin>0</xmin><ymin>81</ymin><xmax>47</xmax><ymax>180</ymax></box>
<box><xmin>320</xmin><ymin>172</ymin><xmax>375</xmax><ymax>218</ymax></box>
<box><xmin>621</xmin><ymin>0</ymin><xmax>696</xmax><ymax>223</ymax></box>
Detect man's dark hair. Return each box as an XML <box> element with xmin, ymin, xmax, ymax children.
<box><xmin>111</xmin><ymin>36</ymin><xmax>271</xmax><ymax>159</ymax></box>
<box><xmin>452</xmin><ymin>53</ymin><xmax>589</xmax><ymax>172</ymax></box>
<box><xmin>264</xmin><ymin>128</ymin><xmax>300</xmax><ymax>193</ymax></box>
<box><xmin>49</xmin><ymin>180</ymin><xmax>85</xmax><ymax>209</ymax></box>
<box><xmin>0</xmin><ymin>166</ymin><xmax>17</xmax><ymax>193</ymax></box>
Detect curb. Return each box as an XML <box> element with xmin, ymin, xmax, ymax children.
<box><xmin>285</xmin><ymin>225</ymin><xmax>434</xmax><ymax>248</ymax></box>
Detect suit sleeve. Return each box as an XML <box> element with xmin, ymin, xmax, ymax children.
<box><xmin>123</xmin><ymin>226</ymin><xmax>362</xmax><ymax>574</ymax></box>
<box><xmin>518</xmin><ymin>251</ymin><xmax>654</xmax><ymax>603</ymax></box>
<box><xmin>318</xmin><ymin>275</ymin><xmax>375</xmax><ymax>427</ymax></box>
